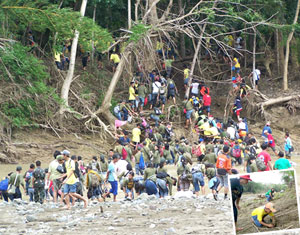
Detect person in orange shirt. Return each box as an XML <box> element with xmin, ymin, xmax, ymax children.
<box><xmin>216</xmin><ymin>145</ymin><xmax>232</xmax><ymax>199</ymax></box>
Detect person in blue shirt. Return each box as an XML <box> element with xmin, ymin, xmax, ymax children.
<box><xmin>274</xmin><ymin>151</ymin><xmax>291</xmax><ymax>170</ymax></box>
<box><xmin>284</xmin><ymin>132</ymin><xmax>293</xmax><ymax>159</ymax></box>
<box><xmin>262</xmin><ymin>122</ymin><xmax>272</xmax><ymax>143</ymax></box>
<box><xmin>103</xmin><ymin>154</ymin><xmax>119</xmax><ymax>202</ymax></box>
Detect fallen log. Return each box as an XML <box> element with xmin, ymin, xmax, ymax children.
<box><xmin>258</xmin><ymin>94</ymin><xmax>300</xmax><ymax>108</ymax></box>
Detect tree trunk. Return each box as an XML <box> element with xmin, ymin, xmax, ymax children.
<box><xmin>252</xmin><ymin>28</ymin><xmax>256</xmax><ymax>89</ymax></box>
<box><xmin>59</xmin><ymin>0</ymin><xmax>88</xmax><ymax>114</ymax></box>
<box><xmin>259</xmin><ymin>95</ymin><xmax>300</xmax><ymax>108</ymax></box>
<box><xmin>275</xmin><ymin>29</ymin><xmax>280</xmax><ymax>74</ymax></box>
<box><xmin>93</xmin><ymin>50</ymin><xmax>131</xmax><ymax>125</ymax></box>
<box><xmin>128</xmin><ymin>0</ymin><xmax>132</xmax><ymax>29</ymax></box>
<box><xmin>91</xmin><ymin>3</ymin><xmax>97</xmax><ymax>65</ymax></box>
<box><xmin>178</xmin><ymin>0</ymin><xmax>186</xmax><ymax>58</ymax></box>
<box><xmin>291</xmin><ymin>37</ymin><xmax>299</xmax><ymax>71</ymax></box>
<box><xmin>148</xmin><ymin>0</ymin><xmax>159</xmax><ymax>24</ymax></box>
<box><xmin>283</xmin><ymin>0</ymin><xmax>300</xmax><ymax>90</ymax></box>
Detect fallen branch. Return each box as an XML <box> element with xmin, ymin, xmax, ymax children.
<box><xmin>258</xmin><ymin>95</ymin><xmax>300</xmax><ymax>108</ymax></box>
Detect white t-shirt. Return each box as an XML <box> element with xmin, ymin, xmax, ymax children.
<box><xmin>238</xmin><ymin>122</ymin><xmax>246</xmax><ymax>130</ymax></box>
<box><xmin>191</xmin><ymin>83</ymin><xmax>200</xmax><ymax>94</ymax></box>
<box><xmin>254</xmin><ymin>69</ymin><xmax>261</xmax><ymax>81</ymax></box>
<box><xmin>227</xmin><ymin>126</ymin><xmax>236</xmax><ymax>140</ymax></box>
<box><xmin>115</xmin><ymin>159</ymin><xmax>128</xmax><ymax>177</ymax></box>
<box><xmin>152</xmin><ymin>81</ymin><xmax>161</xmax><ymax>94</ymax></box>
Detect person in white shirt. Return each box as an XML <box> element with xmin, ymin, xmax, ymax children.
<box><xmin>150</xmin><ymin>80</ymin><xmax>161</xmax><ymax>109</ymax></box>
<box><xmin>190</xmin><ymin>80</ymin><xmax>200</xmax><ymax>97</ymax></box>
<box><xmin>249</xmin><ymin>69</ymin><xmax>261</xmax><ymax>89</ymax></box>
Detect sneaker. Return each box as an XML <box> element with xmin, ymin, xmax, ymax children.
<box><xmin>213</xmin><ymin>194</ymin><xmax>218</xmax><ymax>201</ymax></box>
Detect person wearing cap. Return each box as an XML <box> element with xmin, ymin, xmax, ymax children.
<box><xmin>262</xmin><ymin>122</ymin><xmax>272</xmax><ymax>143</ymax></box>
<box><xmin>61</xmin><ymin>150</ymin><xmax>87</xmax><ymax>209</ymax></box>
<box><xmin>230</xmin><ymin>175</ymin><xmax>252</xmax><ymax>232</ymax></box>
<box><xmin>8</xmin><ymin>166</ymin><xmax>25</xmax><ymax>201</ymax></box>
<box><xmin>103</xmin><ymin>154</ymin><xmax>119</xmax><ymax>202</ymax></box>
<box><xmin>216</xmin><ymin>145</ymin><xmax>232</xmax><ymax>199</ymax></box>
<box><xmin>252</xmin><ymin>202</ymin><xmax>276</xmax><ymax>228</ymax></box>
<box><xmin>48</xmin><ymin>151</ymin><xmax>65</xmax><ymax>203</ymax></box>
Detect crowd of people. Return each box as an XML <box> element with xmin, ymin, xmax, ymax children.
<box><xmin>0</xmin><ymin>34</ymin><xmax>295</xmax><ymax>217</ymax></box>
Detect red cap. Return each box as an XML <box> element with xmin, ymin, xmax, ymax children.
<box><xmin>240</xmin><ymin>175</ymin><xmax>252</xmax><ymax>181</ymax></box>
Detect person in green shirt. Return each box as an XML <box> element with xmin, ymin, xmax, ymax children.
<box><xmin>202</xmin><ymin>148</ymin><xmax>217</xmax><ymax>165</ymax></box>
<box><xmin>165</xmin><ymin>56</ymin><xmax>174</xmax><ymax>77</ymax></box>
<box><xmin>98</xmin><ymin>155</ymin><xmax>108</xmax><ymax>175</ymax></box>
<box><xmin>274</xmin><ymin>151</ymin><xmax>292</xmax><ymax>170</ymax></box>
<box><xmin>134</xmin><ymin>146</ymin><xmax>144</xmax><ymax>175</ymax></box>
<box><xmin>144</xmin><ymin>163</ymin><xmax>158</xmax><ymax>196</ymax></box>
<box><xmin>177</xmin><ymin>157</ymin><xmax>192</xmax><ymax>191</ymax></box>
<box><xmin>123</xmin><ymin>171</ymin><xmax>135</xmax><ymax>200</ymax></box>
<box><xmin>137</xmin><ymin>82</ymin><xmax>148</xmax><ymax>112</ymax></box>
<box><xmin>8</xmin><ymin>166</ymin><xmax>25</xmax><ymax>201</ymax></box>
<box><xmin>163</xmin><ymin>144</ymin><xmax>173</xmax><ymax>164</ymax></box>
<box><xmin>183</xmin><ymin>96</ymin><xmax>194</xmax><ymax>129</ymax></box>
<box><xmin>152</xmin><ymin>145</ymin><xmax>161</xmax><ymax>168</ymax></box>
<box><xmin>142</xmin><ymin>142</ymin><xmax>151</xmax><ymax>166</ymax></box>
<box><xmin>250</xmin><ymin>158</ymin><xmax>258</xmax><ymax>172</ymax></box>
<box><xmin>265</xmin><ymin>188</ymin><xmax>275</xmax><ymax>202</ymax></box>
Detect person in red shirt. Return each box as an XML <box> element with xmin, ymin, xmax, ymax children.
<box><xmin>265</xmin><ymin>130</ymin><xmax>277</xmax><ymax>154</ymax></box>
<box><xmin>257</xmin><ymin>143</ymin><xmax>272</xmax><ymax>171</ymax></box>
<box><xmin>203</xmin><ymin>93</ymin><xmax>211</xmax><ymax>116</ymax></box>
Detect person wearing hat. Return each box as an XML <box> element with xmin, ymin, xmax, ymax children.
<box><xmin>48</xmin><ymin>151</ymin><xmax>65</xmax><ymax>203</ymax></box>
<box><xmin>61</xmin><ymin>150</ymin><xmax>88</xmax><ymax>209</ymax></box>
<box><xmin>8</xmin><ymin>166</ymin><xmax>25</xmax><ymax>201</ymax></box>
<box><xmin>252</xmin><ymin>202</ymin><xmax>276</xmax><ymax>228</ymax></box>
<box><xmin>230</xmin><ymin>175</ymin><xmax>252</xmax><ymax>232</ymax></box>
<box><xmin>262</xmin><ymin>121</ymin><xmax>272</xmax><ymax>144</ymax></box>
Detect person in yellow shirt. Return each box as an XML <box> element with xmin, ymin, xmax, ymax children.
<box><xmin>110</xmin><ymin>53</ymin><xmax>120</xmax><ymax>72</ymax></box>
<box><xmin>131</xmin><ymin>124</ymin><xmax>141</xmax><ymax>149</ymax></box>
<box><xmin>252</xmin><ymin>202</ymin><xmax>276</xmax><ymax>228</ymax></box>
<box><xmin>183</xmin><ymin>64</ymin><xmax>190</xmax><ymax>91</ymax></box>
<box><xmin>232</xmin><ymin>57</ymin><xmax>241</xmax><ymax>75</ymax></box>
<box><xmin>62</xmin><ymin>150</ymin><xmax>87</xmax><ymax>209</ymax></box>
<box><xmin>54</xmin><ymin>51</ymin><xmax>62</xmax><ymax>70</ymax></box>
<box><xmin>128</xmin><ymin>81</ymin><xmax>137</xmax><ymax>111</ymax></box>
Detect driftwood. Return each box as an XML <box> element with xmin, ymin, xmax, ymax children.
<box><xmin>258</xmin><ymin>95</ymin><xmax>300</xmax><ymax>108</ymax></box>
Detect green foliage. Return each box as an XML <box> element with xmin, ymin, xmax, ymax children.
<box><xmin>129</xmin><ymin>23</ymin><xmax>151</xmax><ymax>43</ymax></box>
<box><xmin>243</xmin><ymin>181</ymin><xmax>287</xmax><ymax>193</ymax></box>
<box><xmin>0</xmin><ymin>42</ymin><xmax>58</xmax><ymax>127</ymax></box>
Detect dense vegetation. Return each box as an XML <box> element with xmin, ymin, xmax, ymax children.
<box><xmin>0</xmin><ymin>0</ymin><xmax>300</xmax><ymax>134</ymax></box>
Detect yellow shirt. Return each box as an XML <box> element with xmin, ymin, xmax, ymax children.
<box><xmin>65</xmin><ymin>159</ymin><xmax>77</xmax><ymax>185</ymax></box>
<box><xmin>252</xmin><ymin>207</ymin><xmax>274</xmax><ymax>222</ymax></box>
<box><xmin>234</xmin><ymin>58</ymin><xmax>240</xmax><ymax>68</ymax></box>
<box><xmin>184</xmin><ymin>68</ymin><xmax>190</xmax><ymax>79</ymax></box>
<box><xmin>110</xmin><ymin>54</ymin><xmax>120</xmax><ymax>63</ymax></box>
<box><xmin>129</xmin><ymin>86</ymin><xmax>136</xmax><ymax>100</ymax></box>
<box><xmin>54</xmin><ymin>52</ymin><xmax>61</xmax><ymax>62</ymax></box>
<box><xmin>132</xmin><ymin>127</ymin><xmax>141</xmax><ymax>143</ymax></box>
<box><xmin>156</xmin><ymin>41</ymin><xmax>163</xmax><ymax>50</ymax></box>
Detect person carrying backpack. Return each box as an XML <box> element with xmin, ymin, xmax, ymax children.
<box><xmin>134</xmin><ymin>146</ymin><xmax>145</xmax><ymax>175</ymax></box>
<box><xmin>32</xmin><ymin>160</ymin><xmax>46</xmax><ymax>204</ymax></box>
<box><xmin>231</xmin><ymin>141</ymin><xmax>242</xmax><ymax>165</ymax></box>
<box><xmin>256</xmin><ymin>143</ymin><xmax>272</xmax><ymax>171</ymax></box>
<box><xmin>86</xmin><ymin>165</ymin><xmax>103</xmax><ymax>202</ymax></box>
<box><xmin>167</xmin><ymin>76</ymin><xmax>178</xmax><ymax>104</ymax></box>
<box><xmin>0</xmin><ymin>173</ymin><xmax>11</xmax><ymax>202</ymax></box>
<box><xmin>24</xmin><ymin>164</ymin><xmax>35</xmax><ymax>202</ymax></box>
<box><xmin>8</xmin><ymin>166</ymin><xmax>25</xmax><ymax>201</ymax></box>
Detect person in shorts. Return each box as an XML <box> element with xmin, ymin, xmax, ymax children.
<box><xmin>103</xmin><ymin>154</ymin><xmax>119</xmax><ymax>202</ymax></box>
<box><xmin>216</xmin><ymin>145</ymin><xmax>232</xmax><ymax>199</ymax></box>
<box><xmin>191</xmin><ymin>165</ymin><xmax>205</xmax><ymax>196</ymax></box>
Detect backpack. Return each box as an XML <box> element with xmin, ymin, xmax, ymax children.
<box><xmin>139</xmin><ymin>152</ymin><xmax>145</xmax><ymax>170</ymax></box>
<box><xmin>156</xmin><ymin>172</ymin><xmax>169</xmax><ymax>179</ymax></box>
<box><xmin>232</xmin><ymin>148</ymin><xmax>241</xmax><ymax>158</ymax></box>
<box><xmin>192</xmin><ymin>97</ymin><xmax>199</xmax><ymax>107</ymax></box>
<box><xmin>122</xmin><ymin>147</ymin><xmax>128</xmax><ymax>160</ymax></box>
<box><xmin>250</xmin><ymin>146</ymin><xmax>258</xmax><ymax>156</ymax></box>
<box><xmin>114</xmin><ymin>105</ymin><xmax>120</xmax><ymax>114</ymax></box>
<box><xmin>255</xmin><ymin>157</ymin><xmax>267</xmax><ymax>171</ymax></box>
<box><xmin>90</xmin><ymin>173</ymin><xmax>100</xmax><ymax>187</ymax></box>
<box><xmin>74</xmin><ymin>162</ymin><xmax>81</xmax><ymax>179</ymax></box>
<box><xmin>0</xmin><ymin>178</ymin><xmax>9</xmax><ymax>191</ymax></box>
<box><xmin>25</xmin><ymin>171</ymin><xmax>33</xmax><ymax>182</ymax></box>
<box><xmin>169</xmin><ymin>81</ymin><xmax>175</xmax><ymax>89</ymax></box>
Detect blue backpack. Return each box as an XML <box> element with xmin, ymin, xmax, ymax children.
<box><xmin>139</xmin><ymin>152</ymin><xmax>145</xmax><ymax>170</ymax></box>
<box><xmin>0</xmin><ymin>178</ymin><xmax>9</xmax><ymax>191</ymax></box>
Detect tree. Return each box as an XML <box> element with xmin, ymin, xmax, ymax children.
<box><xmin>59</xmin><ymin>0</ymin><xmax>88</xmax><ymax>115</ymax></box>
<box><xmin>282</xmin><ymin>0</ymin><xmax>300</xmax><ymax>90</ymax></box>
